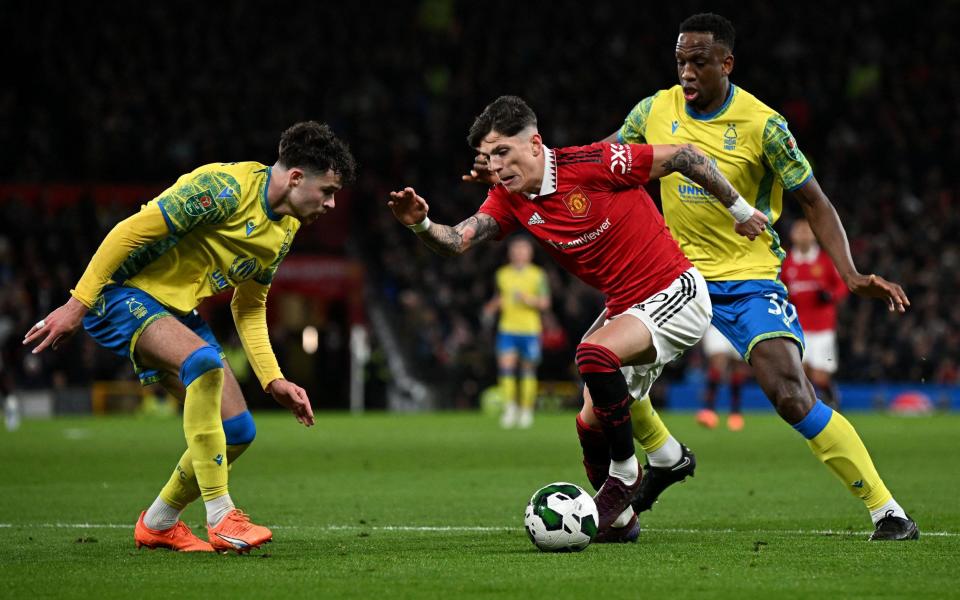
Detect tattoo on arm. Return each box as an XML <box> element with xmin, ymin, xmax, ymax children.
<box><xmin>418</xmin><ymin>212</ymin><xmax>500</xmax><ymax>256</ymax></box>
<box><xmin>663</xmin><ymin>144</ymin><xmax>740</xmax><ymax>207</ymax></box>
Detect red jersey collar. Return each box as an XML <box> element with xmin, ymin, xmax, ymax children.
<box><xmin>524</xmin><ymin>146</ymin><xmax>556</xmax><ymax>199</ymax></box>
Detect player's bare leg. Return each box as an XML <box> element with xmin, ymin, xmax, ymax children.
<box><xmin>750</xmin><ymin>337</ymin><xmax>917</xmax><ymax>540</ymax></box>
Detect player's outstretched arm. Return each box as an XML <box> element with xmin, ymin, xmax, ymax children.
<box><xmin>388</xmin><ymin>186</ymin><xmax>500</xmax><ymax>256</ymax></box>
<box><xmin>793</xmin><ymin>177</ymin><xmax>909</xmax><ymax>313</ymax></box>
<box><xmin>24</xmin><ymin>204</ymin><xmax>171</xmax><ymax>354</ymax></box>
<box><xmin>651</xmin><ymin>144</ymin><xmax>769</xmax><ymax>240</ymax></box>
<box><xmin>266</xmin><ymin>378</ymin><xmax>315</xmax><ymax>427</ymax></box>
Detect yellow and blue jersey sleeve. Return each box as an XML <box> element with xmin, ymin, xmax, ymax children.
<box><xmin>762</xmin><ymin>114</ymin><xmax>813</xmax><ymax>191</ymax></box>
<box><xmin>617</xmin><ymin>93</ymin><xmax>659</xmax><ymax>144</ymax></box>
<box><xmin>156</xmin><ymin>171</ymin><xmax>242</xmax><ymax>234</ymax></box>
<box><xmin>231</xmin><ymin>280</ymin><xmax>284</xmax><ymax>390</ymax></box>
<box><xmin>70</xmin><ymin>204</ymin><xmax>172</xmax><ymax>308</ymax></box>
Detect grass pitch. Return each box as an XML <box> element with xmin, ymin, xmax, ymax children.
<box><xmin>0</xmin><ymin>411</ymin><xmax>957</xmax><ymax>599</ymax></box>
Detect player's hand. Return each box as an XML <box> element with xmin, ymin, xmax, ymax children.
<box><xmin>388</xmin><ymin>187</ymin><xmax>429</xmax><ymax>226</ymax></box>
<box><xmin>845</xmin><ymin>273</ymin><xmax>910</xmax><ymax>313</ymax></box>
<box><xmin>267</xmin><ymin>379</ymin><xmax>315</xmax><ymax>427</ymax></box>
<box><xmin>733</xmin><ymin>209</ymin><xmax>769</xmax><ymax>241</ymax></box>
<box><xmin>22</xmin><ymin>296</ymin><xmax>88</xmax><ymax>354</ymax></box>
<box><xmin>461</xmin><ymin>154</ymin><xmax>499</xmax><ymax>186</ymax></box>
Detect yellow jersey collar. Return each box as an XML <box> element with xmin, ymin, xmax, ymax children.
<box><xmin>685</xmin><ymin>83</ymin><xmax>737</xmax><ymax>121</ymax></box>
<box><xmin>260</xmin><ymin>166</ymin><xmax>282</xmax><ymax>221</ymax></box>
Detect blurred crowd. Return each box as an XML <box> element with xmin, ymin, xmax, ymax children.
<box><xmin>1</xmin><ymin>1</ymin><xmax>957</xmax><ymax>407</ymax></box>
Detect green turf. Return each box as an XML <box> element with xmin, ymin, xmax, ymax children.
<box><xmin>0</xmin><ymin>411</ymin><xmax>957</xmax><ymax>599</ymax></box>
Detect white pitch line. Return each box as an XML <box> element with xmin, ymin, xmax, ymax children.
<box><xmin>0</xmin><ymin>523</ymin><xmax>957</xmax><ymax>537</ymax></box>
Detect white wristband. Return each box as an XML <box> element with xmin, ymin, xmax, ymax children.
<box><xmin>727</xmin><ymin>196</ymin><xmax>754</xmax><ymax>223</ymax></box>
<box><xmin>407</xmin><ymin>215</ymin><xmax>432</xmax><ymax>233</ymax></box>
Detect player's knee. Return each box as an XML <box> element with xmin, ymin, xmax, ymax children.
<box><xmin>223</xmin><ymin>410</ymin><xmax>256</xmax><ymax>446</ymax></box>
<box><xmin>576</xmin><ymin>343</ymin><xmax>627</xmax><ymax>408</ymax></box>
<box><xmin>179</xmin><ymin>345</ymin><xmax>223</xmax><ymax>387</ymax></box>
<box><xmin>768</xmin><ymin>377</ymin><xmax>814</xmax><ymax>423</ymax></box>
<box><xmin>578</xmin><ymin>403</ymin><xmax>599</xmax><ymax>426</ymax></box>
<box><xmin>575</xmin><ymin>342</ymin><xmax>620</xmax><ymax>376</ymax></box>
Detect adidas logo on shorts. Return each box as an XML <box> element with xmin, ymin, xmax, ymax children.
<box><xmin>527</xmin><ymin>212</ymin><xmax>546</xmax><ymax>226</ymax></box>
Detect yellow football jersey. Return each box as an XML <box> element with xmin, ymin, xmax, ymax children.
<box><xmin>496</xmin><ymin>264</ymin><xmax>547</xmax><ymax>335</ymax></box>
<box><xmin>118</xmin><ymin>161</ymin><xmax>300</xmax><ymax>314</ymax></box>
<box><xmin>619</xmin><ymin>84</ymin><xmax>813</xmax><ymax>281</ymax></box>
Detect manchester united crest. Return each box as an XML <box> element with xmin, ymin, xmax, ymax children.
<box><xmin>563</xmin><ymin>186</ymin><xmax>591</xmax><ymax>218</ymax></box>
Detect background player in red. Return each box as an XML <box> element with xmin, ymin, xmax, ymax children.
<box><xmin>388</xmin><ymin>95</ymin><xmax>766</xmax><ymax>540</ymax></box>
<box><xmin>782</xmin><ymin>219</ymin><xmax>848</xmax><ymax>409</ymax></box>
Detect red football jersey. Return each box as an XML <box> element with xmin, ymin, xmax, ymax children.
<box><xmin>479</xmin><ymin>143</ymin><xmax>691</xmax><ymax>316</ymax></box>
<box><xmin>781</xmin><ymin>247</ymin><xmax>848</xmax><ymax>332</ymax></box>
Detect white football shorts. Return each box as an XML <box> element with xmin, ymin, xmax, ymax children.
<box><xmin>583</xmin><ymin>267</ymin><xmax>712</xmax><ymax>401</ymax></box>
<box><xmin>702</xmin><ymin>324</ymin><xmax>743</xmax><ymax>360</ymax></box>
<box><xmin>802</xmin><ymin>329</ymin><xmax>838</xmax><ymax>373</ymax></box>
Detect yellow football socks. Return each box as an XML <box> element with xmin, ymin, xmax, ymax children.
<box><xmin>179</xmin><ymin>347</ymin><xmax>229</xmax><ymax>503</ymax></box>
<box><xmin>519</xmin><ymin>375</ymin><xmax>538</xmax><ymax>410</ymax></box>
<box><xmin>500</xmin><ymin>375</ymin><xmax>517</xmax><ymax>407</ymax></box>
<box><xmin>630</xmin><ymin>395</ymin><xmax>670</xmax><ymax>454</ymax></box>
<box><xmin>805</xmin><ymin>408</ymin><xmax>893</xmax><ymax>510</ymax></box>
<box><xmin>159</xmin><ymin>444</ymin><xmax>250</xmax><ymax>510</ymax></box>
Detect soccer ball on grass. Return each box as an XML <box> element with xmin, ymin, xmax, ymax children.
<box><xmin>524</xmin><ymin>482</ymin><xmax>598</xmax><ymax>552</ymax></box>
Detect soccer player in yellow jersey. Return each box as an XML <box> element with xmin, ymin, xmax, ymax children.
<box><xmin>23</xmin><ymin>122</ymin><xmax>356</xmax><ymax>552</ymax></box>
<box><xmin>483</xmin><ymin>237</ymin><xmax>550</xmax><ymax>429</ymax></box>
<box><xmin>601</xmin><ymin>13</ymin><xmax>916</xmax><ymax>540</ymax></box>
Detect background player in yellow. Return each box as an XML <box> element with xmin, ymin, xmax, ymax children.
<box><xmin>23</xmin><ymin>122</ymin><xmax>356</xmax><ymax>552</ymax></box>
<box><xmin>483</xmin><ymin>237</ymin><xmax>550</xmax><ymax>429</ymax></box>
<box><xmin>607</xmin><ymin>13</ymin><xmax>916</xmax><ymax>540</ymax></box>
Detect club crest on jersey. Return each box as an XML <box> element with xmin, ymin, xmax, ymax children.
<box><xmin>184</xmin><ymin>190</ymin><xmax>216</xmax><ymax>217</ymax></box>
<box><xmin>723</xmin><ymin>123</ymin><xmax>738</xmax><ymax>151</ymax></box>
<box><xmin>562</xmin><ymin>186</ymin><xmax>591</xmax><ymax>218</ymax></box>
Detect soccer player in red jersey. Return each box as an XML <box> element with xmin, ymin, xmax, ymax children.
<box><xmin>781</xmin><ymin>219</ymin><xmax>849</xmax><ymax>410</ymax></box>
<box><xmin>388</xmin><ymin>95</ymin><xmax>767</xmax><ymax>538</ymax></box>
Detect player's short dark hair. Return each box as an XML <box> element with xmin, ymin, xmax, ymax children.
<box><xmin>467</xmin><ymin>96</ymin><xmax>538</xmax><ymax>148</ymax></box>
<box><xmin>278</xmin><ymin>121</ymin><xmax>357</xmax><ymax>183</ymax></box>
<box><xmin>680</xmin><ymin>13</ymin><xmax>735</xmax><ymax>51</ymax></box>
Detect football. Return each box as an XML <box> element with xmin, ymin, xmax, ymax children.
<box><xmin>524</xmin><ymin>482</ymin><xmax>599</xmax><ymax>552</ymax></box>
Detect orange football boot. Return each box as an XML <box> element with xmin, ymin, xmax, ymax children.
<box><xmin>207</xmin><ymin>509</ymin><xmax>272</xmax><ymax>554</ymax></box>
<box><xmin>727</xmin><ymin>413</ymin><xmax>745</xmax><ymax>431</ymax></box>
<box><xmin>134</xmin><ymin>511</ymin><xmax>214</xmax><ymax>552</ymax></box>
<box><xmin>695</xmin><ymin>408</ymin><xmax>719</xmax><ymax>429</ymax></box>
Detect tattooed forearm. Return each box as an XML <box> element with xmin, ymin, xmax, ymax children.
<box><xmin>663</xmin><ymin>144</ymin><xmax>739</xmax><ymax>207</ymax></box>
<box><xmin>417</xmin><ymin>213</ymin><xmax>500</xmax><ymax>257</ymax></box>
<box><xmin>418</xmin><ymin>222</ymin><xmax>465</xmax><ymax>256</ymax></box>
